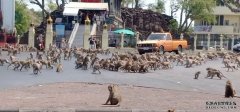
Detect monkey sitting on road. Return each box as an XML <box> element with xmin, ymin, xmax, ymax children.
<box><xmin>194</xmin><ymin>71</ymin><xmax>201</xmax><ymax>79</ymax></box>
<box><xmin>225</xmin><ymin>80</ymin><xmax>236</xmax><ymax>98</ymax></box>
<box><xmin>167</xmin><ymin>109</ymin><xmax>175</xmax><ymax>112</ymax></box>
<box><xmin>56</xmin><ymin>63</ymin><xmax>63</xmax><ymax>72</ymax></box>
<box><xmin>103</xmin><ymin>84</ymin><xmax>122</xmax><ymax>106</ymax></box>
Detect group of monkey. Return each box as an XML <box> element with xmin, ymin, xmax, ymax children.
<box><xmin>1</xmin><ymin>45</ymin><xmax>240</xmax><ymax>111</ymax></box>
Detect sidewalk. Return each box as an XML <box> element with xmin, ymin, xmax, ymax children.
<box><xmin>0</xmin><ymin>82</ymin><xmax>238</xmax><ymax>112</ymax></box>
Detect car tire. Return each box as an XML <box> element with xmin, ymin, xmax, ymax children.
<box><xmin>159</xmin><ymin>46</ymin><xmax>164</xmax><ymax>54</ymax></box>
<box><xmin>177</xmin><ymin>45</ymin><xmax>183</xmax><ymax>54</ymax></box>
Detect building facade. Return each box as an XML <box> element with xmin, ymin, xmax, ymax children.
<box><xmin>68</xmin><ymin>0</ymin><xmax>122</xmax><ymax>28</ymax></box>
<box><xmin>193</xmin><ymin>0</ymin><xmax>240</xmax><ymax>50</ymax></box>
<box><xmin>0</xmin><ymin>0</ymin><xmax>15</xmax><ymax>33</ymax></box>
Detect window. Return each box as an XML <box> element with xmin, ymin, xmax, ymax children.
<box><xmin>220</xmin><ymin>15</ymin><xmax>224</xmax><ymax>25</ymax></box>
<box><xmin>166</xmin><ymin>34</ymin><xmax>172</xmax><ymax>40</ymax></box>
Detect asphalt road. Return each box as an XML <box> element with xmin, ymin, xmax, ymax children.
<box><xmin>0</xmin><ymin>51</ymin><xmax>240</xmax><ymax>96</ymax></box>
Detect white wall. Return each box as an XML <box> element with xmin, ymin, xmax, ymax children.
<box><xmin>1</xmin><ymin>0</ymin><xmax>15</xmax><ymax>33</ymax></box>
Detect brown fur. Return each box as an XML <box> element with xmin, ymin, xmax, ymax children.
<box><xmin>104</xmin><ymin>84</ymin><xmax>122</xmax><ymax>106</ymax></box>
<box><xmin>194</xmin><ymin>71</ymin><xmax>201</xmax><ymax>79</ymax></box>
<box><xmin>167</xmin><ymin>109</ymin><xmax>175</xmax><ymax>112</ymax></box>
<box><xmin>225</xmin><ymin>80</ymin><xmax>236</xmax><ymax>98</ymax></box>
<box><xmin>56</xmin><ymin>63</ymin><xmax>63</xmax><ymax>72</ymax></box>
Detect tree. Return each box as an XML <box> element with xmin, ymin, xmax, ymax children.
<box><xmin>29</xmin><ymin>0</ymin><xmax>49</xmax><ymax>21</ymax></box>
<box><xmin>47</xmin><ymin>0</ymin><xmax>58</xmax><ymax>12</ymax></box>
<box><xmin>134</xmin><ymin>0</ymin><xmax>145</xmax><ymax>8</ymax></box>
<box><xmin>177</xmin><ymin>0</ymin><xmax>216</xmax><ymax>33</ymax></box>
<box><xmin>148</xmin><ymin>0</ymin><xmax>165</xmax><ymax>13</ymax></box>
<box><xmin>15</xmin><ymin>0</ymin><xmax>31</xmax><ymax>35</ymax></box>
<box><xmin>223</xmin><ymin>0</ymin><xmax>240</xmax><ymax>12</ymax></box>
<box><xmin>121</xmin><ymin>0</ymin><xmax>133</xmax><ymax>8</ymax></box>
<box><xmin>170</xmin><ymin>0</ymin><xmax>181</xmax><ymax>17</ymax></box>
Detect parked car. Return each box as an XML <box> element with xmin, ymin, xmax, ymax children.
<box><xmin>233</xmin><ymin>43</ymin><xmax>240</xmax><ymax>52</ymax></box>
<box><xmin>137</xmin><ymin>32</ymin><xmax>188</xmax><ymax>54</ymax></box>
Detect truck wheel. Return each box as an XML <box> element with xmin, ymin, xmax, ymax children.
<box><xmin>159</xmin><ymin>46</ymin><xmax>164</xmax><ymax>54</ymax></box>
<box><xmin>177</xmin><ymin>45</ymin><xmax>183</xmax><ymax>54</ymax></box>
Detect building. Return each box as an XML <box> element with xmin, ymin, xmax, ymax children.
<box><xmin>0</xmin><ymin>0</ymin><xmax>15</xmax><ymax>46</ymax></box>
<box><xmin>65</xmin><ymin>0</ymin><xmax>122</xmax><ymax>28</ymax></box>
<box><xmin>0</xmin><ymin>0</ymin><xmax>15</xmax><ymax>33</ymax></box>
<box><xmin>193</xmin><ymin>0</ymin><xmax>240</xmax><ymax>51</ymax></box>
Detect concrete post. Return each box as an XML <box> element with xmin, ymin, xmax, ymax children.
<box><xmin>194</xmin><ymin>34</ymin><xmax>197</xmax><ymax>51</ymax></box>
<box><xmin>226</xmin><ymin>38</ymin><xmax>229</xmax><ymax>50</ymax></box>
<box><xmin>207</xmin><ymin>34</ymin><xmax>210</xmax><ymax>51</ymax></box>
<box><xmin>28</xmin><ymin>23</ymin><xmax>35</xmax><ymax>48</ymax></box>
<box><xmin>101</xmin><ymin>23</ymin><xmax>108</xmax><ymax>50</ymax></box>
<box><xmin>45</xmin><ymin>17</ymin><xmax>53</xmax><ymax>50</ymax></box>
<box><xmin>231</xmin><ymin>35</ymin><xmax>235</xmax><ymax>51</ymax></box>
<box><xmin>220</xmin><ymin>34</ymin><xmax>223</xmax><ymax>51</ymax></box>
<box><xmin>84</xmin><ymin>16</ymin><xmax>91</xmax><ymax>49</ymax></box>
<box><xmin>180</xmin><ymin>33</ymin><xmax>183</xmax><ymax>40</ymax></box>
<box><xmin>135</xmin><ymin>32</ymin><xmax>139</xmax><ymax>48</ymax></box>
<box><xmin>120</xmin><ymin>32</ymin><xmax>124</xmax><ymax>48</ymax></box>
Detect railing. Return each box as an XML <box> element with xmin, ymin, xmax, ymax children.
<box><xmin>68</xmin><ymin>23</ymin><xmax>79</xmax><ymax>48</ymax></box>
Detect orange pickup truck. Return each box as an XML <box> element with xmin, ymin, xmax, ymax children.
<box><xmin>137</xmin><ymin>32</ymin><xmax>188</xmax><ymax>54</ymax></box>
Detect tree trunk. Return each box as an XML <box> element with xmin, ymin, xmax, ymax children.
<box><xmin>42</xmin><ymin>0</ymin><xmax>45</xmax><ymax>22</ymax></box>
<box><xmin>135</xmin><ymin>0</ymin><xmax>139</xmax><ymax>8</ymax></box>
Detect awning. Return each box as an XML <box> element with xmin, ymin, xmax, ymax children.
<box><xmin>63</xmin><ymin>8</ymin><xmax>79</xmax><ymax>16</ymax></box>
<box><xmin>63</xmin><ymin>2</ymin><xmax>109</xmax><ymax>16</ymax></box>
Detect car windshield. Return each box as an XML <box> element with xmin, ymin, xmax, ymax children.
<box><xmin>147</xmin><ymin>34</ymin><xmax>167</xmax><ymax>40</ymax></box>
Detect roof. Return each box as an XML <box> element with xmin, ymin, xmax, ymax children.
<box><xmin>63</xmin><ymin>2</ymin><xmax>109</xmax><ymax>16</ymax></box>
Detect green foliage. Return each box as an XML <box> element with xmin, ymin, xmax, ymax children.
<box><xmin>15</xmin><ymin>0</ymin><xmax>31</xmax><ymax>36</ymax></box>
<box><xmin>121</xmin><ymin>0</ymin><xmax>134</xmax><ymax>8</ymax></box>
<box><xmin>178</xmin><ymin>0</ymin><xmax>216</xmax><ymax>33</ymax></box>
<box><xmin>47</xmin><ymin>1</ymin><xmax>58</xmax><ymax>12</ymax></box>
<box><xmin>148</xmin><ymin>0</ymin><xmax>165</xmax><ymax>13</ymax></box>
<box><xmin>169</xmin><ymin>19</ymin><xmax>178</xmax><ymax>32</ymax></box>
<box><xmin>224</xmin><ymin>0</ymin><xmax>240</xmax><ymax>7</ymax></box>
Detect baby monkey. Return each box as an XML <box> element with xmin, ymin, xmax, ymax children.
<box><xmin>194</xmin><ymin>71</ymin><xmax>201</xmax><ymax>79</ymax></box>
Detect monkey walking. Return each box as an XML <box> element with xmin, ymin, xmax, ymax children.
<box><xmin>103</xmin><ymin>84</ymin><xmax>122</xmax><ymax>106</ymax></box>
<box><xmin>194</xmin><ymin>71</ymin><xmax>201</xmax><ymax>79</ymax></box>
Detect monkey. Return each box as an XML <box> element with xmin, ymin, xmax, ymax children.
<box><xmin>167</xmin><ymin>109</ymin><xmax>175</xmax><ymax>112</ymax></box>
<box><xmin>194</xmin><ymin>71</ymin><xmax>201</xmax><ymax>79</ymax></box>
<box><xmin>176</xmin><ymin>58</ymin><xmax>184</xmax><ymax>66</ymax></box>
<box><xmin>161</xmin><ymin>61</ymin><xmax>172</xmax><ymax>69</ymax></box>
<box><xmin>56</xmin><ymin>63</ymin><xmax>63</xmax><ymax>72</ymax></box>
<box><xmin>205</xmin><ymin>70</ymin><xmax>227</xmax><ymax>80</ymax></box>
<box><xmin>225</xmin><ymin>80</ymin><xmax>236</xmax><ymax>98</ymax></box>
<box><xmin>82</xmin><ymin>55</ymin><xmax>90</xmax><ymax>70</ymax></box>
<box><xmin>225</xmin><ymin>62</ymin><xmax>238</xmax><ymax>72</ymax></box>
<box><xmin>30</xmin><ymin>52</ymin><xmax>33</xmax><ymax>59</ymax></box>
<box><xmin>19</xmin><ymin>60</ymin><xmax>32</xmax><ymax>71</ymax></box>
<box><xmin>0</xmin><ymin>58</ymin><xmax>9</xmax><ymax>66</ymax></box>
<box><xmin>185</xmin><ymin>58</ymin><xmax>193</xmax><ymax>68</ymax></box>
<box><xmin>139</xmin><ymin>63</ymin><xmax>149</xmax><ymax>73</ymax></box>
<box><xmin>92</xmin><ymin>60</ymin><xmax>101</xmax><ymax>74</ymax></box>
<box><xmin>32</xmin><ymin>62</ymin><xmax>42</xmax><ymax>75</ymax></box>
<box><xmin>103</xmin><ymin>84</ymin><xmax>122</xmax><ymax>106</ymax></box>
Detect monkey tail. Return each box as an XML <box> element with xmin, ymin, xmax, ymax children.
<box><xmin>218</xmin><ymin>70</ymin><xmax>228</xmax><ymax>79</ymax></box>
